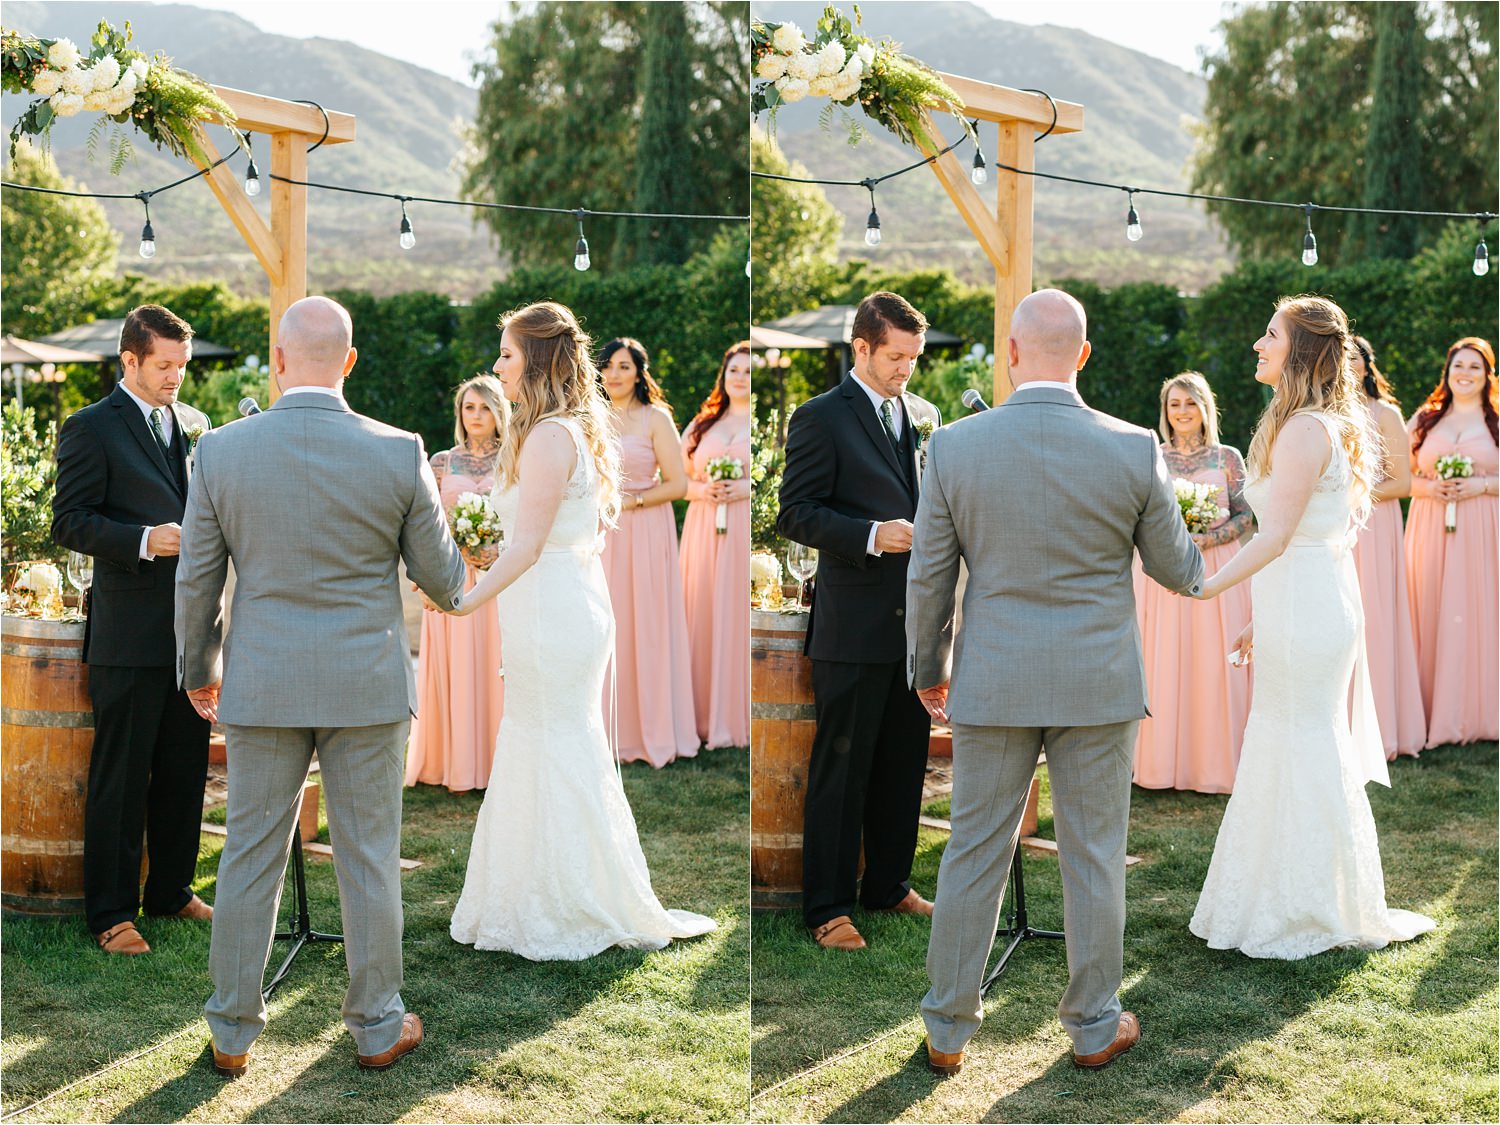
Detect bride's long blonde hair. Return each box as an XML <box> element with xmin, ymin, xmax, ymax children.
<box><xmin>497</xmin><ymin>301</ymin><xmax>621</xmax><ymax>527</ymax></box>
<box><xmin>1247</xmin><ymin>294</ymin><xmax>1382</xmax><ymax>522</ymax></box>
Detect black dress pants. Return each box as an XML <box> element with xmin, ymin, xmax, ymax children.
<box><xmin>802</xmin><ymin>657</ymin><xmax>933</xmax><ymax>928</ymax></box>
<box><xmin>84</xmin><ymin>664</ymin><xmax>211</xmax><ymax>933</ymax></box>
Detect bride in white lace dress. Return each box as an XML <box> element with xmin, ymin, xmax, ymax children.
<box><xmin>447</xmin><ymin>301</ymin><xmax>716</xmax><ymax>960</ymax></box>
<box><xmin>1191</xmin><ymin>295</ymin><xmax>1434</xmax><ymax>959</ymax></box>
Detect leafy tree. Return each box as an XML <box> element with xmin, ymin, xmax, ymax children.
<box><xmin>1353</xmin><ymin>2</ymin><xmax>1424</xmax><ymax>258</ymax></box>
<box><xmin>1191</xmin><ymin>2</ymin><xmax>1497</xmax><ymax>264</ymax></box>
<box><xmin>631</xmin><ymin>2</ymin><xmax>694</xmax><ymax>264</ymax></box>
<box><xmin>1</xmin><ymin>401</ymin><xmax>62</xmax><ymax>575</ymax></box>
<box><xmin>0</xmin><ymin>141</ymin><xmax>118</xmax><ymax>338</ymax></box>
<box><xmin>463</xmin><ymin>2</ymin><xmax>748</xmax><ymax>272</ymax></box>
<box><xmin>749</xmin><ymin>131</ymin><xmax>842</xmax><ymax>321</ymax></box>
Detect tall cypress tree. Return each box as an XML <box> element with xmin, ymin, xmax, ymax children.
<box><xmin>1356</xmin><ymin>1</ymin><xmax>1425</xmax><ymax>258</ymax></box>
<box><xmin>629</xmin><ymin>2</ymin><xmax>695</xmax><ymax>265</ymax></box>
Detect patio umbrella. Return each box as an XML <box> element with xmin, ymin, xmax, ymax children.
<box><xmin>1</xmin><ymin>335</ymin><xmax>106</xmax><ymax>365</ymax></box>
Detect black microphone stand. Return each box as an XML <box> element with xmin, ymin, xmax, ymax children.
<box><xmin>979</xmin><ymin>834</ymin><xmax>1065</xmax><ymax>996</ymax></box>
<box><xmin>262</xmin><ymin>820</ymin><xmax>343</xmax><ymax>1001</ymax></box>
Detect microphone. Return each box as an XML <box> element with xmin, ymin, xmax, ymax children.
<box><xmin>237</xmin><ymin>397</ymin><xmax>262</xmax><ymax>417</ymax></box>
<box><xmin>961</xmin><ymin>388</ymin><xmax>990</xmax><ymax>413</ymax></box>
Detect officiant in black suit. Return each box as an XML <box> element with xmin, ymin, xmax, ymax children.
<box><xmin>776</xmin><ymin>291</ymin><xmax>941</xmax><ymax>951</ymax></box>
<box><xmin>51</xmin><ymin>304</ymin><xmax>215</xmax><ymax>955</ymax></box>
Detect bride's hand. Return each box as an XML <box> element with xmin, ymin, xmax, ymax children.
<box><xmin>1228</xmin><ymin>622</ymin><xmax>1253</xmax><ymax>666</ymax></box>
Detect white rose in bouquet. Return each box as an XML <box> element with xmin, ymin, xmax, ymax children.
<box><xmin>842</xmin><ymin>54</ymin><xmax>864</xmax><ymax>81</ymax></box>
<box><xmin>90</xmin><ymin>55</ymin><xmax>121</xmax><ymax>91</ymax></box>
<box><xmin>50</xmin><ymin>93</ymin><xmax>85</xmax><ymax>117</ymax></box>
<box><xmin>771</xmin><ymin>22</ymin><xmax>805</xmax><ymax>55</ymax></box>
<box><xmin>776</xmin><ymin>77</ymin><xmax>811</xmax><ymax>103</ymax></box>
<box><xmin>857</xmin><ymin>42</ymin><xmax>876</xmax><ymax>67</ymax></box>
<box><xmin>130</xmin><ymin>58</ymin><xmax>150</xmax><ymax>80</ymax></box>
<box><xmin>757</xmin><ymin>53</ymin><xmax>788</xmax><ymax>80</ymax></box>
<box><xmin>31</xmin><ymin>69</ymin><xmax>64</xmax><ymax>96</ymax></box>
<box><xmin>816</xmin><ymin>40</ymin><xmax>846</xmax><ymax>76</ymax></box>
<box><xmin>47</xmin><ymin>38</ymin><xmax>81</xmax><ymax>70</ymax></box>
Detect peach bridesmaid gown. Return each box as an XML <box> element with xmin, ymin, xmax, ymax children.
<box><xmin>1352</xmin><ymin>498</ymin><xmax>1426</xmax><ymax>758</ymax></box>
<box><xmin>1133</xmin><ymin>444</ymin><xmax>1254</xmax><ymax>794</ymax></box>
<box><xmin>406</xmin><ymin>448</ymin><xmax>504</xmax><ymax>792</ymax></box>
<box><xmin>1405</xmin><ymin>431</ymin><xmax>1499</xmax><ymax>748</ymax></box>
<box><xmin>600</xmin><ymin>434</ymin><xmax>701</xmax><ymax>767</ymax></box>
<box><xmin>679</xmin><ymin>418</ymin><xmax>750</xmax><ymax>749</ymax></box>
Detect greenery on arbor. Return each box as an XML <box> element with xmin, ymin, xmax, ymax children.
<box><xmin>1191</xmin><ymin>1</ymin><xmax>1498</xmax><ymax>265</ymax></box>
<box><xmin>0</xmin><ymin>141</ymin><xmax>118</xmax><ymax>339</ymax></box>
<box><xmin>463</xmin><ymin>1</ymin><xmax>748</xmax><ymax>272</ymax></box>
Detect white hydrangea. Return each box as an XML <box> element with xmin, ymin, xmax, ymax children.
<box><xmin>117</xmin><ymin>69</ymin><xmax>138</xmax><ymax>94</ymax></box>
<box><xmin>776</xmin><ymin>77</ymin><xmax>811</xmax><ymax>103</ymax></box>
<box><xmin>30</xmin><ymin>69</ymin><xmax>64</xmax><ymax>96</ymax></box>
<box><xmin>47</xmin><ymin>38</ymin><xmax>81</xmax><ymax>70</ymax></box>
<box><xmin>105</xmin><ymin>88</ymin><xmax>135</xmax><ymax>114</ymax></box>
<box><xmin>842</xmin><ymin>54</ymin><xmax>864</xmax><ymax>81</ymax></box>
<box><xmin>816</xmin><ymin>40</ymin><xmax>846</xmax><ymax>76</ymax></box>
<box><xmin>771</xmin><ymin>22</ymin><xmax>805</xmax><ymax>55</ymax></box>
<box><xmin>82</xmin><ymin>91</ymin><xmax>112</xmax><ymax>112</ymax></box>
<box><xmin>61</xmin><ymin>67</ymin><xmax>92</xmax><ymax>95</ymax></box>
<box><xmin>89</xmin><ymin>55</ymin><xmax>121</xmax><ymax>91</ymax></box>
<box><xmin>831</xmin><ymin>73</ymin><xmax>862</xmax><ymax>101</ymax></box>
<box><xmin>49</xmin><ymin>92</ymin><xmax>85</xmax><ymax>117</ymax></box>
<box><xmin>808</xmin><ymin>75</ymin><xmax>835</xmax><ymax>98</ymax></box>
<box><xmin>786</xmin><ymin>51</ymin><xmax>818</xmax><ymax>82</ymax></box>
<box><xmin>756</xmin><ymin>53</ymin><xmax>788</xmax><ymax>81</ymax></box>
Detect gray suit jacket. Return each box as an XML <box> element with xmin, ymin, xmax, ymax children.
<box><xmin>175</xmin><ymin>393</ymin><xmax>467</xmax><ymax>727</ymax></box>
<box><xmin>906</xmin><ymin>384</ymin><xmax>1204</xmax><ymax>727</ymax></box>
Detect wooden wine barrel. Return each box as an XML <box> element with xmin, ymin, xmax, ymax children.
<box><xmin>751</xmin><ymin>609</ymin><xmax>816</xmax><ymax>910</ymax></box>
<box><xmin>1</xmin><ymin>615</ymin><xmax>91</xmax><ymax>916</ymax></box>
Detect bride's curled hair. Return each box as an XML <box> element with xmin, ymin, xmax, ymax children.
<box><xmin>497</xmin><ymin>301</ymin><xmax>621</xmax><ymax>527</ymax></box>
<box><xmin>1248</xmin><ymin>294</ymin><xmax>1383</xmax><ymax>523</ymax></box>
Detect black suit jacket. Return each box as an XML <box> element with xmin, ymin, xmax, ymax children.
<box><xmin>51</xmin><ymin>384</ymin><xmax>211</xmax><ymax>667</ymax></box>
<box><xmin>777</xmin><ymin>376</ymin><xmax>941</xmax><ymax>663</ymax></box>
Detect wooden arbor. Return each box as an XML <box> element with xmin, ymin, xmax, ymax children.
<box><xmin>915</xmin><ymin>75</ymin><xmax>1084</xmax><ymax>406</ymax></box>
<box><xmin>191</xmin><ymin>87</ymin><xmax>357</xmax><ymax>404</ymax></box>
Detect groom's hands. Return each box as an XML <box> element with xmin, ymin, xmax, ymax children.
<box><xmin>186</xmin><ymin>681</ymin><xmax>221</xmax><ymax>723</ymax></box>
<box><xmin>873</xmin><ymin>519</ymin><xmax>914</xmax><ymax>554</ymax></box>
<box><xmin>916</xmin><ymin>682</ymin><xmax>950</xmax><ymax>724</ymax></box>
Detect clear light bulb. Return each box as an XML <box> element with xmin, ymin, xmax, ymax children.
<box><xmin>970</xmin><ymin>151</ymin><xmax>987</xmax><ymax>186</ymax></box>
<box><xmin>864</xmin><ymin>206</ymin><xmax>881</xmax><ymax>247</ymax></box>
<box><xmin>1474</xmin><ymin>240</ymin><xmax>1490</xmax><ymax>277</ymax></box>
<box><xmin>138</xmin><ymin>221</ymin><xmax>156</xmax><ymax>259</ymax></box>
<box><xmin>1126</xmin><ymin>206</ymin><xmax>1143</xmax><ymax>242</ymax></box>
<box><xmin>399</xmin><ymin>214</ymin><xmax>415</xmax><ymax>250</ymax></box>
<box><xmin>244</xmin><ymin>161</ymin><xmax>261</xmax><ymax>197</ymax></box>
<box><xmin>574</xmin><ymin>236</ymin><xmax>591</xmax><ymax>271</ymax></box>
<box><xmin>1301</xmin><ymin>231</ymin><xmax>1318</xmax><ymax>267</ymax></box>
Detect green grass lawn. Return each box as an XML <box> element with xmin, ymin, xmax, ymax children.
<box><xmin>1</xmin><ymin>750</ymin><xmax>750</xmax><ymax>1124</ymax></box>
<box><xmin>751</xmin><ymin>743</ymin><xmax>1498</xmax><ymax>1124</ymax></box>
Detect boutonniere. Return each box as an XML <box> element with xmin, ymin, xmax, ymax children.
<box><xmin>914</xmin><ymin>418</ymin><xmax>935</xmax><ymax>447</ymax></box>
<box><xmin>183</xmin><ymin>423</ymin><xmax>205</xmax><ymax>458</ymax></box>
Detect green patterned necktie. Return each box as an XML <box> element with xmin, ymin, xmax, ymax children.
<box><xmin>879</xmin><ymin>398</ymin><xmax>900</xmax><ymax>449</ymax></box>
<box><xmin>148</xmin><ymin>408</ymin><xmax>171</xmax><ymax>458</ymax></box>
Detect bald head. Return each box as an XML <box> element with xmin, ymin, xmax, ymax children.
<box><xmin>1007</xmin><ymin>288</ymin><xmax>1090</xmax><ymax>384</ymax></box>
<box><xmin>275</xmin><ymin>296</ymin><xmax>356</xmax><ymax>388</ymax></box>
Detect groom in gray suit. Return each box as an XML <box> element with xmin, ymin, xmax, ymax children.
<box><xmin>176</xmin><ymin>296</ymin><xmax>466</xmax><ymax>1076</ymax></box>
<box><xmin>906</xmin><ymin>289</ymin><xmax>1203</xmax><ymax>1075</ymax></box>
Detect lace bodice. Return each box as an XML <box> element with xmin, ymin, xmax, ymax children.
<box><xmin>1243</xmin><ymin>414</ymin><xmax>1355</xmax><ymax>546</ymax></box>
<box><xmin>1163</xmin><ymin>442</ymin><xmax>1253</xmax><ymax>548</ymax></box>
<box><xmin>491</xmin><ymin>418</ymin><xmax>604</xmax><ymax>550</ymax></box>
<box><xmin>432</xmin><ymin>446</ymin><xmax>498</xmax><ymax>511</ymax></box>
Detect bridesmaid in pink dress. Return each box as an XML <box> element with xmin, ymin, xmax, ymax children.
<box><xmin>406</xmin><ymin>376</ymin><xmax>507</xmax><ymax>792</ymax></box>
<box><xmin>598</xmin><ymin>338</ymin><xmax>701</xmax><ymax>767</ymax></box>
<box><xmin>1133</xmin><ymin>372</ymin><xmax>1254</xmax><ymax>793</ymax></box>
<box><xmin>1348</xmin><ymin>336</ymin><xmax>1426</xmax><ymax>759</ymax></box>
<box><xmin>679</xmin><ymin>342</ymin><xmax>752</xmax><ymax>749</ymax></box>
<box><xmin>1404</xmin><ymin>337</ymin><xmax>1499</xmax><ymax>748</ymax></box>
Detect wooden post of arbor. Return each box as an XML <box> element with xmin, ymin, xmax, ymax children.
<box><xmin>191</xmin><ymin>88</ymin><xmax>356</xmax><ymax>404</ymax></box>
<box><xmin>915</xmin><ymin>78</ymin><xmax>1084</xmax><ymax>406</ymax></box>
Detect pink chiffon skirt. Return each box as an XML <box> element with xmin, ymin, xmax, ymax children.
<box><xmin>1133</xmin><ymin>539</ymin><xmax>1253</xmax><ymax>794</ymax></box>
<box><xmin>1351</xmin><ymin>499</ymin><xmax>1426</xmax><ymax>758</ymax></box>
<box><xmin>679</xmin><ymin>497</ymin><xmax>750</xmax><ymax>749</ymax></box>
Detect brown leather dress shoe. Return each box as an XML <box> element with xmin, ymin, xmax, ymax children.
<box><xmin>96</xmin><ymin>921</ymin><xmax>150</xmax><ymax>955</ymax></box>
<box><xmin>212</xmin><ymin>1045</ymin><xmax>250</xmax><ymax>1078</ymax></box>
<box><xmin>925</xmin><ymin>1035</ymin><xmax>964</xmax><ymax>1076</ymax></box>
<box><xmin>169</xmin><ymin>894</ymin><xmax>213</xmax><ymax>922</ymax></box>
<box><xmin>358</xmin><ymin>1013</ymin><xmax>424</xmax><ymax>1070</ymax></box>
<box><xmin>1072</xmin><ymin>1010</ymin><xmax>1141</xmax><ymax>1069</ymax></box>
<box><xmin>883</xmin><ymin>889</ymin><xmax>935</xmax><ymax>917</ymax></box>
<box><xmin>810</xmin><ymin>915</ymin><xmax>867</xmax><ymax>950</ymax></box>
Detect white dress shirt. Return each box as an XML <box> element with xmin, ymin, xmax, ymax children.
<box><xmin>1009</xmin><ymin>378</ymin><xmax>1080</xmax><ymax>394</ymax></box>
<box><xmin>279</xmin><ymin>384</ymin><xmax>344</xmax><ymax>399</ymax></box>
<box><xmin>119</xmin><ymin>381</ymin><xmax>177</xmax><ymax>560</ymax></box>
<box><xmin>851</xmin><ymin>372</ymin><xmax>906</xmax><ymax>556</ymax></box>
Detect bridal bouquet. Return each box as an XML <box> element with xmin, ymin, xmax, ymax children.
<box><xmin>1434</xmin><ymin>454</ymin><xmax>1474</xmax><ymax>533</ymax></box>
<box><xmin>1174</xmin><ymin>479</ymin><xmax>1228</xmax><ymax>535</ymax></box>
<box><xmin>706</xmin><ymin>456</ymin><xmax>745</xmax><ymax>535</ymax></box>
<box><xmin>450</xmin><ymin>492</ymin><xmax>502</xmax><ymax>552</ymax></box>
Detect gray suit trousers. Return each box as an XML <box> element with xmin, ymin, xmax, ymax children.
<box><xmin>204</xmin><ymin>721</ymin><xmax>409</xmax><ymax>1057</ymax></box>
<box><xmin>921</xmin><ymin>720</ymin><xmax>1137</xmax><ymax>1057</ymax></box>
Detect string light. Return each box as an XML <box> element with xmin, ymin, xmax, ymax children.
<box><xmin>1301</xmin><ymin>203</ymin><xmax>1318</xmax><ymax>267</ymax></box>
<box><xmin>398</xmin><ymin>199</ymin><xmax>415</xmax><ymax>250</ymax></box>
<box><xmin>137</xmin><ymin>195</ymin><xmax>155</xmax><ymax>259</ymax></box>
<box><xmin>243</xmin><ymin>150</ymin><xmax>261</xmax><ymax>197</ymax></box>
<box><xmin>573</xmin><ymin>210</ymin><xmax>591</xmax><ymax>271</ymax></box>
<box><xmin>863</xmin><ymin>179</ymin><xmax>882</xmax><ymax>247</ymax></box>
<box><xmin>970</xmin><ymin>147</ymin><xmax>988</xmax><ymax>187</ymax></box>
<box><xmin>1125</xmin><ymin>190</ymin><xmax>1142</xmax><ymax>242</ymax></box>
<box><xmin>1474</xmin><ymin>223</ymin><xmax>1490</xmax><ymax>277</ymax></box>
